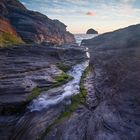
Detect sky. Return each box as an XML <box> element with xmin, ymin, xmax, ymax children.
<box><xmin>20</xmin><ymin>0</ymin><xmax>140</xmax><ymax>34</ymax></box>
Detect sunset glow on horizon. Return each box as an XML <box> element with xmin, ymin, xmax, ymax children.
<box><xmin>20</xmin><ymin>0</ymin><xmax>140</xmax><ymax>34</ymax></box>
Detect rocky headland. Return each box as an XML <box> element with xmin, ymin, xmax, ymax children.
<box><xmin>0</xmin><ymin>0</ymin><xmax>75</xmax><ymax>46</ymax></box>
<box><xmin>0</xmin><ymin>0</ymin><xmax>140</xmax><ymax>140</ymax></box>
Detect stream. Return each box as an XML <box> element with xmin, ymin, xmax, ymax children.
<box><xmin>28</xmin><ymin>34</ymin><xmax>94</xmax><ymax>112</ymax></box>
<box><xmin>28</xmin><ymin>60</ymin><xmax>89</xmax><ymax>111</ymax></box>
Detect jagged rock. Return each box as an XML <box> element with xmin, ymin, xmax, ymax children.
<box><xmin>0</xmin><ymin>44</ymin><xmax>87</xmax><ymax>115</ymax></box>
<box><xmin>43</xmin><ymin>24</ymin><xmax>140</xmax><ymax>140</ymax></box>
<box><xmin>0</xmin><ymin>43</ymin><xmax>87</xmax><ymax>140</ymax></box>
<box><xmin>10</xmin><ymin>106</ymin><xmax>65</xmax><ymax>140</ymax></box>
<box><xmin>86</xmin><ymin>28</ymin><xmax>98</xmax><ymax>34</ymax></box>
<box><xmin>0</xmin><ymin>0</ymin><xmax>75</xmax><ymax>45</ymax></box>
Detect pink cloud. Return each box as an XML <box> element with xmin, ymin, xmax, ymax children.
<box><xmin>86</xmin><ymin>11</ymin><xmax>95</xmax><ymax>16</ymax></box>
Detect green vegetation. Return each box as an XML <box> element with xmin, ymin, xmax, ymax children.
<box><xmin>2</xmin><ymin>72</ymin><xmax>72</xmax><ymax>115</ymax></box>
<box><xmin>58</xmin><ymin>65</ymin><xmax>90</xmax><ymax>118</ymax></box>
<box><xmin>80</xmin><ymin>65</ymin><xmax>90</xmax><ymax>100</ymax></box>
<box><xmin>56</xmin><ymin>63</ymin><xmax>72</xmax><ymax>72</ymax></box>
<box><xmin>27</xmin><ymin>87</ymin><xmax>41</xmax><ymax>101</ymax></box>
<box><xmin>53</xmin><ymin>72</ymin><xmax>73</xmax><ymax>88</ymax></box>
<box><xmin>0</xmin><ymin>32</ymin><xmax>23</xmax><ymax>47</ymax></box>
<box><xmin>54</xmin><ymin>72</ymin><xmax>72</xmax><ymax>83</ymax></box>
<box><xmin>38</xmin><ymin>66</ymin><xmax>90</xmax><ymax>140</ymax></box>
<box><xmin>28</xmin><ymin>72</ymin><xmax>72</xmax><ymax>101</ymax></box>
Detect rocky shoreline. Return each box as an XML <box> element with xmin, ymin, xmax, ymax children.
<box><xmin>0</xmin><ymin>24</ymin><xmax>140</xmax><ymax>140</ymax></box>
<box><xmin>0</xmin><ymin>0</ymin><xmax>140</xmax><ymax>140</ymax></box>
<box><xmin>0</xmin><ymin>43</ymin><xmax>88</xmax><ymax>140</ymax></box>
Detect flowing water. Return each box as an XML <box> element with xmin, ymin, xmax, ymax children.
<box><xmin>29</xmin><ymin>61</ymin><xmax>89</xmax><ymax>111</ymax></box>
<box><xmin>28</xmin><ymin>34</ymin><xmax>95</xmax><ymax>112</ymax></box>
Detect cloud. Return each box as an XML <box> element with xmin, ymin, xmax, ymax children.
<box><xmin>86</xmin><ymin>11</ymin><xmax>95</xmax><ymax>16</ymax></box>
<box><xmin>21</xmin><ymin>1</ymin><xmax>26</xmax><ymax>6</ymax></box>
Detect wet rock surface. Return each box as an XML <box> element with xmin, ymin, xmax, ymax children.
<box><xmin>84</xmin><ymin>24</ymin><xmax>140</xmax><ymax>139</ymax></box>
<box><xmin>43</xmin><ymin>71</ymin><xmax>94</xmax><ymax>140</ymax></box>
<box><xmin>0</xmin><ymin>44</ymin><xmax>87</xmax><ymax>114</ymax></box>
<box><xmin>42</xmin><ymin>24</ymin><xmax>140</xmax><ymax>140</ymax></box>
<box><xmin>0</xmin><ymin>43</ymin><xmax>87</xmax><ymax>140</ymax></box>
<box><xmin>10</xmin><ymin>106</ymin><xmax>65</xmax><ymax>140</ymax></box>
<box><xmin>0</xmin><ymin>18</ymin><xmax>140</xmax><ymax>140</ymax></box>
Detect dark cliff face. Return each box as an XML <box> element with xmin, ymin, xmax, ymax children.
<box><xmin>0</xmin><ymin>0</ymin><xmax>75</xmax><ymax>45</ymax></box>
<box><xmin>10</xmin><ymin>24</ymin><xmax>140</xmax><ymax>140</ymax></box>
<box><xmin>76</xmin><ymin>24</ymin><xmax>140</xmax><ymax>139</ymax></box>
<box><xmin>83</xmin><ymin>24</ymin><xmax>140</xmax><ymax>46</ymax></box>
<box><xmin>32</xmin><ymin>24</ymin><xmax>140</xmax><ymax>140</ymax></box>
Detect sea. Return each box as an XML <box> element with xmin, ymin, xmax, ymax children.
<box><xmin>74</xmin><ymin>34</ymin><xmax>97</xmax><ymax>45</ymax></box>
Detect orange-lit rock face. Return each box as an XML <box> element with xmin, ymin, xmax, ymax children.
<box><xmin>0</xmin><ymin>18</ymin><xmax>23</xmax><ymax>46</ymax></box>
<box><xmin>0</xmin><ymin>0</ymin><xmax>75</xmax><ymax>45</ymax></box>
<box><xmin>0</xmin><ymin>18</ymin><xmax>16</xmax><ymax>35</ymax></box>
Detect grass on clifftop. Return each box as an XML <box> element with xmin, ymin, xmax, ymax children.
<box><xmin>0</xmin><ymin>32</ymin><xmax>24</xmax><ymax>47</ymax></box>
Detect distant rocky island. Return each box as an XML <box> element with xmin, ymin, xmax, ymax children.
<box><xmin>0</xmin><ymin>0</ymin><xmax>140</xmax><ymax>140</ymax></box>
<box><xmin>86</xmin><ymin>28</ymin><xmax>98</xmax><ymax>34</ymax></box>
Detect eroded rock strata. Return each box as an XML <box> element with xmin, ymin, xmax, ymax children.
<box><xmin>41</xmin><ymin>24</ymin><xmax>140</xmax><ymax>140</ymax></box>
<box><xmin>0</xmin><ymin>0</ymin><xmax>75</xmax><ymax>45</ymax></box>
<box><xmin>0</xmin><ymin>44</ymin><xmax>88</xmax><ymax>140</ymax></box>
<box><xmin>0</xmin><ymin>0</ymin><xmax>140</xmax><ymax>140</ymax></box>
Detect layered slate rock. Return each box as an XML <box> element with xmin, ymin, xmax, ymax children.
<box><xmin>43</xmin><ymin>24</ymin><xmax>140</xmax><ymax>140</ymax></box>
<box><xmin>0</xmin><ymin>0</ymin><xmax>75</xmax><ymax>44</ymax></box>
<box><xmin>0</xmin><ymin>44</ymin><xmax>87</xmax><ymax>115</ymax></box>
<box><xmin>0</xmin><ymin>43</ymin><xmax>87</xmax><ymax>140</ymax></box>
<box><xmin>86</xmin><ymin>28</ymin><xmax>98</xmax><ymax>34</ymax></box>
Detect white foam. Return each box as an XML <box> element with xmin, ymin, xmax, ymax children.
<box><xmin>28</xmin><ymin>61</ymin><xmax>89</xmax><ymax>112</ymax></box>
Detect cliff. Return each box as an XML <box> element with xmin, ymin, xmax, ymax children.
<box><xmin>4</xmin><ymin>24</ymin><xmax>140</xmax><ymax>140</ymax></box>
<box><xmin>0</xmin><ymin>0</ymin><xmax>75</xmax><ymax>45</ymax></box>
<box><xmin>71</xmin><ymin>24</ymin><xmax>140</xmax><ymax>140</ymax></box>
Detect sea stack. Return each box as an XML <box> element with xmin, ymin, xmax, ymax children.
<box><xmin>86</xmin><ymin>28</ymin><xmax>98</xmax><ymax>34</ymax></box>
